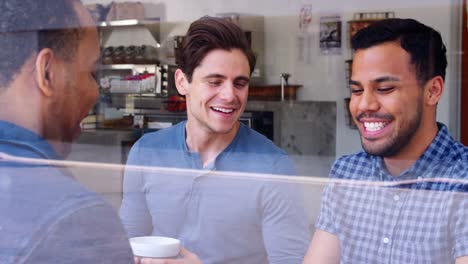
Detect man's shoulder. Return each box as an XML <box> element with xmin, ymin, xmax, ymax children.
<box><xmin>0</xmin><ymin>166</ymin><xmax>130</xmax><ymax>263</ymax></box>
<box><xmin>127</xmin><ymin>122</ymin><xmax>185</xmax><ymax>166</ymax></box>
<box><xmin>435</xmin><ymin>123</ymin><xmax>468</xmax><ymax>162</ymax></box>
<box><xmin>449</xmin><ymin>139</ymin><xmax>468</xmax><ymax>160</ymax></box>
<box><xmin>3</xmin><ymin>165</ymin><xmax>111</xmax><ymax>214</ymax></box>
<box><xmin>430</xmin><ymin>127</ymin><xmax>468</xmax><ymax>179</ymax></box>
<box><xmin>445</xmin><ymin>140</ymin><xmax>468</xmax><ymax>179</ymax></box>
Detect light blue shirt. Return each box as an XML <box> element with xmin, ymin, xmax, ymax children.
<box><xmin>120</xmin><ymin>121</ymin><xmax>310</xmax><ymax>264</ymax></box>
<box><xmin>0</xmin><ymin>121</ymin><xmax>133</xmax><ymax>263</ymax></box>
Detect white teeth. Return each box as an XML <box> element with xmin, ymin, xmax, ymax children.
<box><xmin>363</xmin><ymin>122</ymin><xmax>387</xmax><ymax>132</ymax></box>
<box><xmin>212</xmin><ymin>107</ymin><xmax>233</xmax><ymax>113</ymax></box>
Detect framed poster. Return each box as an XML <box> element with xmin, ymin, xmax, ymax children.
<box><xmin>319</xmin><ymin>15</ymin><xmax>342</xmax><ymax>55</ymax></box>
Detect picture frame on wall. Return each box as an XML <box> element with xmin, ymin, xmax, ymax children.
<box><xmin>319</xmin><ymin>14</ymin><xmax>342</xmax><ymax>55</ymax></box>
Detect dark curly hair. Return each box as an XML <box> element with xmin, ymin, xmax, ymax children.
<box><xmin>0</xmin><ymin>0</ymin><xmax>83</xmax><ymax>87</ymax></box>
<box><xmin>351</xmin><ymin>18</ymin><xmax>447</xmax><ymax>85</ymax></box>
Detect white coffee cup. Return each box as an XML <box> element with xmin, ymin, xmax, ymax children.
<box><xmin>129</xmin><ymin>236</ymin><xmax>181</xmax><ymax>258</ymax></box>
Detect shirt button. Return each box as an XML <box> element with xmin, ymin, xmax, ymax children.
<box><xmin>417</xmin><ymin>176</ymin><xmax>423</xmax><ymax>180</ymax></box>
<box><xmin>383</xmin><ymin>237</ymin><xmax>390</xmax><ymax>244</ymax></box>
<box><xmin>393</xmin><ymin>195</ymin><xmax>400</xmax><ymax>201</ymax></box>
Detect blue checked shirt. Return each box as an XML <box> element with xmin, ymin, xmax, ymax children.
<box><xmin>316</xmin><ymin>123</ymin><xmax>468</xmax><ymax>264</ymax></box>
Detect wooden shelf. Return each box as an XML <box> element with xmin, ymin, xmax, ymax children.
<box><xmin>249</xmin><ymin>85</ymin><xmax>302</xmax><ymax>101</ymax></box>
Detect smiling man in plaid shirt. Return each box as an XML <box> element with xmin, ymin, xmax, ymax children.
<box><xmin>303</xmin><ymin>18</ymin><xmax>468</xmax><ymax>264</ymax></box>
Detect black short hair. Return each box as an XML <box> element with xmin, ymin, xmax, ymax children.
<box><xmin>0</xmin><ymin>0</ymin><xmax>83</xmax><ymax>87</ymax></box>
<box><xmin>351</xmin><ymin>18</ymin><xmax>447</xmax><ymax>85</ymax></box>
<box><xmin>176</xmin><ymin>16</ymin><xmax>256</xmax><ymax>82</ymax></box>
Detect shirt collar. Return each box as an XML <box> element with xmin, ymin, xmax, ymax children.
<box><xmin>374</xmin><ymin>122</ymin><xmax>453</xmax><ymax>180</ymax></box>
<box><xmin>180</xmin><ymin>121</ymin><xmax>244</xmax><ymax>170</ymax></box>
<box><xmin>414</xmin><ymin>123</ymin><xmax>453</xmax><ymax>172</ymax></box>
<box><xmin>0</xmin><ymin>120</ymin><xmax>59</xmax><ymax>160</ymax></box>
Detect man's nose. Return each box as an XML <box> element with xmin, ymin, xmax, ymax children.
<box><xmin>356</xmin><ymin>90</ymin><xmax>379</xmax><ymax>112</ymax></box>
<box><xmin>219</xmin><ymin>83</ymin><xmax>235</xmax><ymax>101</ymax></box>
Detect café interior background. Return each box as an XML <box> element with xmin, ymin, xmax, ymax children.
<box><xmin>71</xmin><ymin>0</ymin><xmax>464</xmax><ymax>209</ymax></box>
<box><xmin>82</xmin><ymin>0</ymin><xmax>462</xmax><ymax>152</ymax></box>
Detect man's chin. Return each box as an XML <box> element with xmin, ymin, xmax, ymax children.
<box><xmin>72</xmin><ymin>125</ymin><xmax>82</xmax><ymax>141</ymax></box>
<box><xmin>362</xmin><ymin>140</ymin><xmax>400</xmax><ymax>157</ymax></box>
<box><xmin>47</xmin><ymin>139</ymin><xmax>73</xmax><ymax>159</ymax></box>
<box><xmin>60</xmin><ymin>143</ymin><xmax>73</xmax><ymax>159</ymax></box>
<box><xmin>57</xmin><ymin>126</ymin><xmax>81</xmax><ymax>158</ymax></box>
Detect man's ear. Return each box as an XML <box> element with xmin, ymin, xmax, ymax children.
<box><xmin>424</xmin><ymin>76</ymin><xmax>444</xmax><ymax>106</ymax></box>
<box><xmin>34</xmin><ymin>48</ymin><xmax>56</xmax><ymax>97</ymax></box>
<box><xmin>175</xmin><ymin>69</ymin><xmax>189</xmax><ymax>96</ymax></box>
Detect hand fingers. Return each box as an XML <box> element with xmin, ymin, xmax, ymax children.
<box><xmin>140</xmin><ymin>258</ymin><xmax>179</xmax><ymax>264</ymax></box>
<box><xmin>138</xmin><ymin>247</ymin><xmax>202</xmax><ymax>264</ymax></box>
<box><xmin>140</xmin><ymin>258</ymin><xmax>168</xmax><ymax>264</ymax></box>
<box><xmin>179</xmin><ymin>247</ymin><xmax>202</xmax><ymax>263</ymax></box>
<box><xmin>179</xmin><ymin>247</ymin><xmax>190</xmax><ymax>257</ymax></box>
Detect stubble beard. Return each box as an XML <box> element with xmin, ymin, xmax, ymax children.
<box><xmin>43</xmin><ymin>75</ymin><xmax>76</xmax><ymax>158</ymax></box>
<box><xmin>360</xmin><ymin>98</ymin><xmax>423</xmax><ymax>157</ymax></box>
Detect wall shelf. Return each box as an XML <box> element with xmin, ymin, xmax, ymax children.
<box><xmin>99</xmin><ymin>64</ymin><xmax>158</xmax><ymax>74</ymax></box>
<box><xmin>97</xmin><ymin>18</ymin><xmax>161</xmax><ymax>47</ymax></box>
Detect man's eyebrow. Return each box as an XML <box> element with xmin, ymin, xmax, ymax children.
<box><xmin>371</xmin><ymin>76</ymin><xmax>400</xmax><ymax>83</ymax></box>
<box><xmin>203</xmin><ymin>74</ymin><xmax>250</xmax><ymax>83</ymax></box>
<box><xmin>203</xmin><ymin>73</ymin><xmax>226</xmax><ymax>79</ymax></box>
<box><xmin>349</xmin><ymin>79</ymin><xmax>361</xmax><ymax>86</ymax></box>
<box><xmin>350</xmin><ymin>76</ymin><xmax>401</xmax><ymax>87</ymax></box>
<box><xmin>234</xmin><ymin>76</ymin><xmax>250</xmax><ymax>82</ymax></box>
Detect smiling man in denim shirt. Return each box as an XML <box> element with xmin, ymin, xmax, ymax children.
<box><xmin>0</xmin><ymin>1</ymin><xmax>133</xmax><ymax>263</ymax></box>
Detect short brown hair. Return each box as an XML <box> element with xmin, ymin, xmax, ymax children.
<box><xmin>176</xmin><ymin>16</ymin><xmax>256</xmax><ymax>82</ymax></box>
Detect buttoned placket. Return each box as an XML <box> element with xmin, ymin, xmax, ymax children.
<box><xmin>386</xmin><ymin>171</ymin><xmax>413</xmax><ymax>264</ymax></box>
<box><xmin>181</xmin><ymin>151</ymin><xmax>203</xmax><ymax>242</ymax></box>
<box><xmin>374</xmin><ymin>160</ymin><xmax>410</xmax><ymax>264</ymax></box>
<box><xmin>380</xmin><ymin>188</ymin><xmax>408</xmax><ymax>263</ymax></box>
<box><xmin>182</xmin><ymin>151</ymin><xmax>217</xmax><ymax>245</ymax></box>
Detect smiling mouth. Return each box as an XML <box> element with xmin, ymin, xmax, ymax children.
<box><xmin>363</xmin><ymin>121</ymin><xmax>390</xmax><ymax>132</ymax></box>
<box><xmin>211</xmin><ymin>106</ymin><xmax>235</xmax><ymax>114</ymax></box>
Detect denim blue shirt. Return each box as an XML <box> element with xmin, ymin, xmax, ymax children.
<box><xmin>0</xmin><ymin>121</ymin><xmax>59</xmax><ymax>160</ymax></box>
<box><xmin>316</xmin><ymin>123</ymin><xmax>468</xmax><ymax>263</ymax></box>
<box><xmin>0</xmin><ymin>121</ymin><xmax>133</xmax><ymax>263</ymax></box>
<box><xmin>120</xmin><ymin>121</ymin><xmax>310</xmax><ymax>264</ymax></box>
